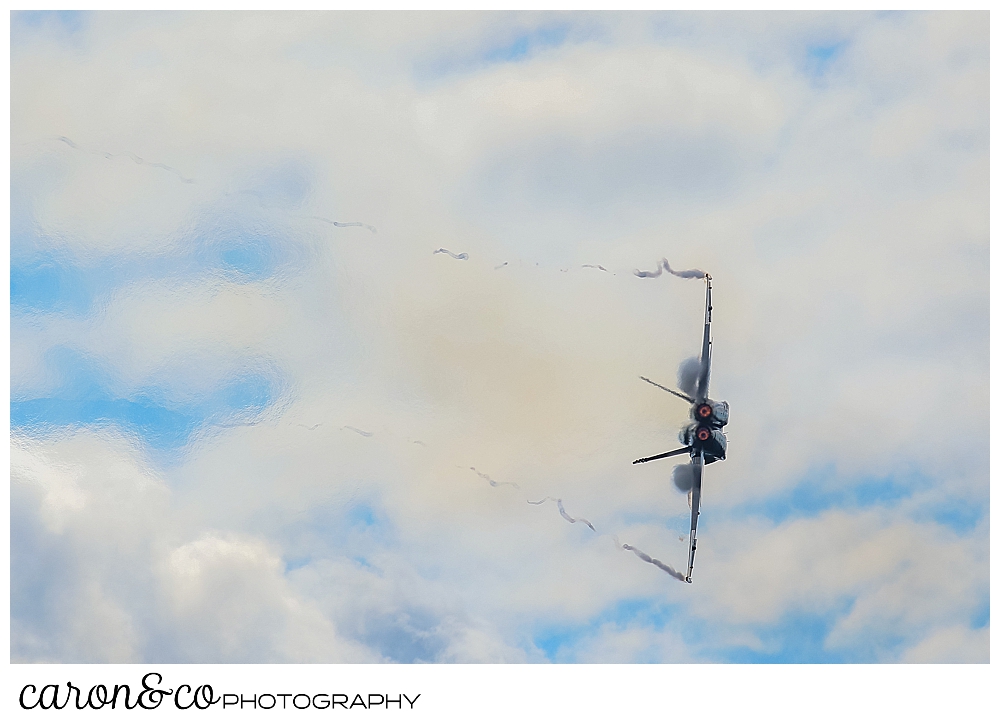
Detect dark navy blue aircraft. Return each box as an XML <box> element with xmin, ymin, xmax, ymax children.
<box><xmin>632</xmin><ymin>275</ymin><xmax>728</xmax><ymax>583</ymax></box>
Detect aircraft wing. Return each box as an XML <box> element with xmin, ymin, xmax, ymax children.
<box><xmin>685</xmin><ymin>452</ymin><xmax>704</xmax><ymax>583</ymax></box>
<box><xmin>695</xmin><ymin>277</ymin><xmax>713</xmax><ymax>403</ymax></box>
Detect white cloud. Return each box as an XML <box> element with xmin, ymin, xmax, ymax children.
<box><xmin>160</xmin><ymin>533</ymin><xmax>376</xmax><ymax>663</ymax></box>
<box><xmin>898</xmin><ymin>625</ymin><xmax>989</xmax><ymax>664</ymax></box>
<box><xmin>689</xmin><ymin>509</ymin><xmax>987</xmax><ymax>660</ymax></box>
<box><xmin>10</xmin><ymin>11</ymin><xmax>988</xmax><ymax>663</ymax></box>
<box><xmin>10</xmin><ymin>431</ymin><xmax>378</xmax><ymax>663</ymax></box>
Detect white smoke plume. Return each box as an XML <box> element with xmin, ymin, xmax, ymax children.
<box><xmin>677</xmin><ymin>357</ymin><xmax>701</xmax><ymax>397</ymax></box>
<box><xmin>332</xmin><ymin>221</ymin><xmax>377</xmax><ymax>232</ymax></box>
<box><xmin>57</xmin><ymin>135</ymin><xmax>195</xmax><ymax>183</ymax></box>
<box><xmin>308</xmin><ymin>216</ymin><xmax>377</xmax><ymax>232</ymax></box>
<box><xmin>672</xmin><ymin>463</ymin><xmax>696</xmax><ymax>493</ymax></box>
<box><xmin>434</xmin><ymin>248</ymin><xmax>469</xmax><ymax>260</ymax></box>
<box><xmin>663</xmin><ymin>259</ymin><xmax>707</xmax><ymax>279</ymax></box>
<box><xmin>342</xmin><ymin>426</ymin><xmax>374</xmax><ymax>437</ymax></box>
<box><xmin>634</xmin><ymin>260</ymin><xmax>664</xmax><ymax>278</ymax></box>
<box><xmin>527</xmin><ymin>497</ymin><xmax>597</xmax><ymax>532</ymax></box>
<box><xmin>633</xmin><ymin>258</ymin><xmax>707</xmax><ymax>280</ymax></box>
<box><xmin>469</xmin><ymin>470</ymin><xmax>687</xmax><ymax>583</ymax></box>
<box><xmin>468</xmin><ymin>467</ymin><xmax>519</xmax><ymax>489</ymax></box>
<box><xmin>613</xmin><ymin>536</ymin><xmax>686</xmax><ymax>581</ymax></box>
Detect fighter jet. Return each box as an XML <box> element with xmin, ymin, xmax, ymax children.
<box><xmin>632</xmin><ymin>274</ymin><xmax>728</xmax><ymax>583</ymax></box>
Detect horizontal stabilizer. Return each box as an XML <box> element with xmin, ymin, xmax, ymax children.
<box><xmin>640</xmin><ymin>376</ymin><xmax>695</xmax><ymax>403</ymax></box>
<box><xmin>633</xmin><ymin>446</ymin><xmax>692</xmax><ymax>465</ymax></box>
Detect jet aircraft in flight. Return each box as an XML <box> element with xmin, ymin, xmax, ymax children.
<box><xmin>633</xmin><ymin>275</ymin><xmax>728</xmax><ymax>583</ymax></box>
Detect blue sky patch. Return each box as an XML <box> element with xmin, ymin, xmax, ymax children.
<box><xmin>533</xmin><ymin>597</ymin><xmax>679</xmax><ymax>662</ymax></box>
<box><xmin>11</xmin><ymin>347</ymin><xmax>283</xmax><ymax>450</ymax></box>
<box><xmin>805</xmin><ymin>41</ymin><xmax>847</xmax><ymax>77</ymax></box>
<box><xmin>360</xmin><ymin>609</ymin><xmax>447</xmax><ymax>663</ymax></box>
<box><xmin>278</xmin><ymin>497</ymin><xmax>398</xmax><ymax>568</ymax></box>
<box><xmin>971</xmin><ymin>598</ymin><xmax>989</xmax><ymax>629</ymax></box>
<box><xmin>10</xmin><ymin>227</ymin><xmax>305</xmax><ymax>324</ymax></box>
<box><xmin>713</xmin><ymin>610</ymin><xmax>850</xmax><ymax>663</ymax></box>
<box><xmin>348</xmin><ymin>504</ymin><xmax>377</xmax><ymax>528</ymax></box>
<box><xmin>11</xmin><ymin>397</ymin><xmax>198</xmax><ymax>450</ymax></box>
<box><xmin>735</xmin><ymin>466</ymin><xmax>921</xmax><ymax>524</ymax></box>
<box><xmin>415</xmin><ymin>22</ymin><xmax>573</xmax><ymax>85</ymax></box>
<box><xmin>192</xmin><ymin>224</ymin><xmax>289</xmax><ymax>282</ymax></box>
<box><xmin>12</xmin><ymin>253</ymin><xmax>96</xmax><ymax>316</ymax></box>
<box><xmin>209</xmin><ymin>373</ymin><xmax>279</xmax><ymax>423</ymax></box>
<box><xmin>924</xmin><ymin>501</ymin><xmax>983</xmax><ymax>535</ymax></box>
<box><xmin>283</xmin><ymin>555</ymin><xmax>313</xmax><ymax>572</ymax></box>
<box><xmin>12</xmin><ymin>10</ymin><xmax>88</xmax><ymax>38</ymax></box>
<box><xmin>483</xmin><ymin>25</ymin><xmax>570</xmax><ymax>64</ymax></box>
<box><xmin>10</xmin><ymin>187</ymin><xmax>309</xmax><ymax>319</ymax></box>
<box><xmin>220</xmin><ymin>240</ymin><xmax>275</xmax><ymax>279</ymax></box>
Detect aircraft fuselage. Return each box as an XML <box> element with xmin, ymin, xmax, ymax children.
<box><xmin>680</xmin><ymin>399</ymin><xmax>729</xmax><ymax>464</ymax></box>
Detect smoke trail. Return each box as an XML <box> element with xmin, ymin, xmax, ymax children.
<box><xmin>484</xmin><ymin>477</ymin><xmax>681</xmax><ymax>580</ymax></box>
<box><xmin>672</xmin><ymin>463</ymin><xmax>695</xmax><ymax>493</ymax></box>
<box><xmin>309</xmin><ymin>216</ymin><xmax>378</xmax><ymax>233</ymax></box>
<box><xmin>434</xmin><ymin>248</ymin><xmax>469</xmax><ymax>260</ymax></box>
<box><xmin>613</xmin><ymin>536</ymin><xmax>685</xmax><ymax>581</ymax></box>
<box><xmin>634</xmin><ymin>258</ymin><xmax>707</xmax><ymax>280</ymax></box>
<box><xmin>332</xmin><ymin>221</ymin><xmax>378</xmax><ymax>232</ymax></box>
<box><xmin>528</xmin><ymin>497</ymin><xmax>596</xmax><ymax>532</ymax></box>
<box><xmin>469</xmin><ymin>467</ymin><xmax>519</xmax><ymax>489</ymax></box>
<box><xmin>582</xmin><ymin>264</ymin><xmax>609</xmax><ymax>272</ymax></box>
<box><xmin>475</xmin><ymin>470</ymin><xmax>680</xmax><ymax>580</ymax></box>
<box><xmin>58</xmin><ymin>136</ymin><xmax>195</xmax><ymax>183</ymax></box>
<box><xmin>295</xmin><ymin>422</ymin><xmax>323</xmax><ymax>430</ymax></box>
<box><xmin>342</xmin><ymin>425</ymin><xmax>374</xmax><ymax>437</ymax></box>
<box><xmin>495</xmin><ymin>262</ymin><xmax>508</xmax><ymax>270</ymax></box>
<box><xmin>557</xmin><ymin>499</ymin><xmax>596</xmax><ymax>532</ymax></box>
<box><xmin>634</xmin><ymin>260</ymin><xmax>664</xmax><ymax>278</ymax></box>
<box><xmin>677</xmin><ymin>356</ymin><xmax>701</xmax><ymax>397</ymax></box>
<box><xmin>663</xmin><ymin>259</ymin><xmax>706</xmax><ymax>279</ymax></box>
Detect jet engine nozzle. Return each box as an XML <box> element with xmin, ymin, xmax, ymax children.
<box><xmin>695</xmin><ymin>426</ymin><xmax>712</xmax><ymax>442</ymax></box>
<box><xmin>695</xmin><ymin>403</ymin><xmax>714</xmax><ymax>421</ymax></box>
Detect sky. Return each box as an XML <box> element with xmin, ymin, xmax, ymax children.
<box><xmin>9</xmin><ymin>10</ymin><xmax>989</xmax><ymax>664</ymax></box>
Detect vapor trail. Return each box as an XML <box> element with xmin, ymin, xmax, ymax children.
<box><xmin>582</xmin><ymin>264</ymin><xmax>609</xmax><ymax>272</ymax></box>
<box><xmin>434</xmin><ymin>248</ymin><xmax>469</xmax><ymax>260</ymax></box>
<box><xmin>528</xmin><ymin>497</ymin><xmax>596</xmax><ymax>532</ymax></box>
<box><xmin>342</xmin><ymin>426</ymin><xmax>374</xmax><ymax>437</ymax></box>
<box><xmin>634</xmin><ymin>258</ymin><xmax>707</xmax><ymax>280</ymax></box>
<box><xmin>634</xmin><ymin>260</ymin><xmax>664</xmax><ymax>278</ymax></box>
<box><xmin>309</xmin><ymin>216</ymin><xmax>378</xmax><ymax>233</ymax></box>
<box><xmin>475</xmin><ymin>472</ymin><xmax>682</xmax><ymax>581</ymax></box>
<box><xmin>57</xmin><ymin>136</ymin><xmax>195</xmax><ymax>183</ymax></box>
<box><xmin>677</xmin><ymin>356</ymin><xmax>701</xmax><ymax>397</ymax></box>
<box><xmin>672</xmin><ymin>462</ymin><xmax>696</xmax><ymax>493</ymax></box>
<box><xmin>663</xmin><ymin>259</ymin><xmax>707</xmax><ymax>279</ymax></box>
<box><xmin>495</xmin><ymin>262</ymin><xmax>508</xmax><ymax>270</ymax></box>
<box><xmin>613</xmin><ymin>536</ymin><xmax>686</xmax><ymax>581</ymax></box>
<box><xmin>469</xmin><ymin>467</ymin><xmax>519</xmax><ymax>489</ymax></box>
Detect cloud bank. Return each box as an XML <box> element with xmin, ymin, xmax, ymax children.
<box><xmin>10</xmin><ymin>10</ymin><xmax>988</xmax><ymax>663</ymax></box>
